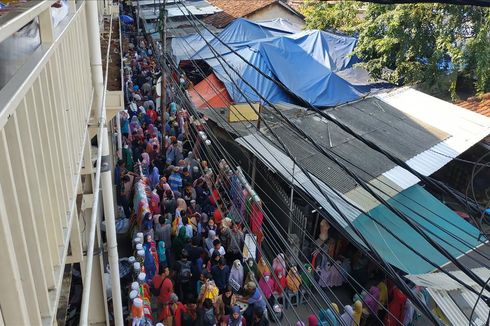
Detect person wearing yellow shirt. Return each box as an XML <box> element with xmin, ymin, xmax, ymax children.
<box><xmin>198</xmin><ymin>271</ymin><xmax>219</xmax><ymax>304</ymax></box>
<box><xmin>286</xmin><ymin>265</ymin><xmax>302</xmax><ymax>293</ymax></box>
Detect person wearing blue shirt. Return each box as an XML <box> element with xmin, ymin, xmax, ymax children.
<box><xmin>168</xmin><ymin>166</ymin><xmax>183</xmax><ymax>192</ymax></box>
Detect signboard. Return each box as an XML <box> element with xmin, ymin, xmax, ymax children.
<box><xmin>228</xmin><ymin>103</ymin><xmax>260</xmax><ymax>122</ymax></box>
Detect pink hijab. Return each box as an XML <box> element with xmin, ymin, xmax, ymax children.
<box><xmin>364</xmin><ymin>286</ymin><xmax>381</xmax><ymax>315</ymax></box>
<box><xmin>258</xmin><ymin>272</ymin><xmax>274</xmax><ymax>299</ymax></box>
<box><xmin>272</xmin><ymin>253</ymin><xmax>286</xmax><ymax>274</ymax></box>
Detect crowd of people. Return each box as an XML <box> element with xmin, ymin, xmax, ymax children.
<box><xmin>115</xmin><ymin>16</ymin><xmax>276</xmax><ymax>326</ymax></box>
<box><xmin>113</xmin><ymin>3</ymin><xmax>429</xmax><ymax>326</ymax></box>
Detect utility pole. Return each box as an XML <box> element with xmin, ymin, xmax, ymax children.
<box><xmin>159</xmin><ymin>0</ymin><xmax>167</xmax><ymax>149</ymax></box>
<box><xmin>251</xmin><ymin>105</ymin><xmax>261</xmax><ymax>187</ymax></box>
<box><xmin>288</xmin><ymin>160</ymin><xmax>296</xmax><ymax>235</ymax></box>
<box><xmin>136</xmin><ymin>0</ymin><xmax>140</xmax><ymax>35</ymax></box>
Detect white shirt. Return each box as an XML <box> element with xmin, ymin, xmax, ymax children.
<box><xmin>209</xmin><ymin>246</ymin><xmax>226</xmax><ymax>257</ymax></box>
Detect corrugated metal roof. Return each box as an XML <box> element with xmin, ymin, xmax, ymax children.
<box><xmin>235</xmin><ymin>134</ymin><xmax>364</xmax><ymax>228</ymax></box>
<box><xmin>139</xmin><ymin>1</ymin><xmax>222</xmax><ymax>20</ymax></box>
<box><xmin>257</xmin><ymin>97</ymin><xmax>445</xmax><ymax>194</ymax></box>
<box><xmin>377</xmin><ymin>88</ymin><xmax>490</xmax><ymax>190</ymax></box>
<box><xmin>230</xmin><ymin>89</ymin><xmax>490</xmax><ymax>197</ymax></box>
<box><xmin>236</xmin><ymin>133</ymin><xmax>485</xmax><ymax>275</ymax></box>
<box><xmin>406</xmin><ymin>267</ymin><xmax>490</xmax><ymax>325</ymax></box>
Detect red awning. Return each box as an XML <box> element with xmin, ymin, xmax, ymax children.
<box><xmin>188</xmin><ymin>73</ymin><xmax>233</xmax><ymax>109</ymax></box>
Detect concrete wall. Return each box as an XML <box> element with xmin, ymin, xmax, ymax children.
<box><xmin>245</xmin><ymin>3</ymin><xmax>305</xmax><ymax>29</ymax></box>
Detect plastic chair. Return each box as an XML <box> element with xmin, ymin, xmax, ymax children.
<box><xmin>284</xmin><ymin>290</ymin><xmax>300</xmax><ymax>309</ymax></box>
<box><xmin>299</xmin><ymin>286</ymin><xmax>309</xmax><ymax>304</ymax></box>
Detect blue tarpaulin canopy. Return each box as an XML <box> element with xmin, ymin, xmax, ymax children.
<box><xmin>351</xmin><ymin>185</ymin><xmax>484</xmax><ymax>274</ymax></box>
<box><xmin>173</xmin><ymin>18</ymin><xmax>364</xmax><ymax>107</ymax></box>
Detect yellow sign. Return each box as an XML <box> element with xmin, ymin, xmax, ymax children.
<box><xmin>228</xmin><ymin>103</ymin><xmax>260</xmax><ymax>122</ymax></box>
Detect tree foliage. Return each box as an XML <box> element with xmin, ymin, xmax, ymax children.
<box><xmin>302</xmin><ymin>0</ymin><xmax>490</xmax><ymax>97</ymax></box>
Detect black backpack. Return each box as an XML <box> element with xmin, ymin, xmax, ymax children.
<box><xmin>150</xmin><ymin>277</ymin><xmax>165</xmax><ymax>297</ymax></box>
<box><xmin>178</xmin><ymin>260</ymin><xmax>192</xmax><ymax>283</ymax></box>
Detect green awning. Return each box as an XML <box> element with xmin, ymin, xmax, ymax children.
<box><xmin>352</xmin><ymin>185</ymin><xmax>484</xmax><ymax>274</ymax></box>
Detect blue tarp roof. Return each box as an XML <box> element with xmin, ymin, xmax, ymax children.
<box><xmin>173</xmin><ymin>18</ymin><xmax>365</xmax><ymax>107</ymax></box>
<box><xmin>351</xmin><ymin>185</ymin><xmax>484</xmax><ymax>275</ymax></box>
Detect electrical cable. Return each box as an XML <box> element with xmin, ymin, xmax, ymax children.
<box><xmin>159</xmin><ymin>50</ymin><xmax>389</xmax><ymax>325</ymax></box>
<box><xmin>166</xmin><ymin>5</ymin><xmax>490</xmax><ymax>324</ymax></box>
<box><xmin>172</xmin><ymin>3</ymin><xmax>490</xmax><ymax>297</ymax></box>
<box><xmin>469</xmin><ymin>275</ymin><xmax>490</xmax><ymax>326</ymax></box>
<box><xmin>136</xmin><ymin>28</ymin><xmax>301</xmax><ymax>326</ymax></box>
<box><xmin>165</xmin><ymin>16</ymin><xmax>490</xmax><ymax>326</ymax></box>
<box><xmin>169</xmin><ymin>34</ymin><xmax>490</xmax><ymax>271</ymax></box>
<box><xmin>163</xmin><ymin>26</ymin><xmax>434</xmax><ymax>324</ymax></box>
<box><xmin>156</xmin><ymin>41</ymin><xmax>326</xmax><ymax>326</ymax></box>
<box><xmin>163</xmin><ymin>69</ymin><xmax>352</xmax><ymax>325</ymax></box>
<box><xmin>174</xmin><ymin>0</ymin><xmax>487</xmax><ymax>235</ymax></box>
<box><xmin>167</xmin><ymin>6</ymin><xmax>448</xmax><ymax>315</ymax></box>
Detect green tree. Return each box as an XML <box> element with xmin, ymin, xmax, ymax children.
<box><xmin>302</xmin><ymin>0</ymin><xmax>490</xmax><ymax>98</ymax></box>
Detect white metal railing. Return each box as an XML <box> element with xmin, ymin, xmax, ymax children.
<box><xmin>0</xmin><ymin>1</ymin><xmax>95</xmax><ymax>324</ymax></box>
<box><xmin>79</xmin><ymin>7</ymin><xmax>113</xmax><ymax>325</ymax></box>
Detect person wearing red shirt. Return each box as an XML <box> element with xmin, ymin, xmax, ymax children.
<box><xmin>160</xmin><ymin>293</ymin><xmax>187</xmax><ymax>326</ymax></box>
<box><xmin>272</xmin><ymin>268</ymin><xmax>287</xmax><ymax>298</ymax></box>
<box><xmin>152</xmin><ymin>266</ymin><xmax>173</xmax><ymax>305</ymax></box>
<box><xmin>147</xmin><ymin>108</ymin><xmax>157</xmax><ymax>123</ymax></box>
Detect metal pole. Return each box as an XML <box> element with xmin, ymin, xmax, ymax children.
<box><xmin>116</xmin><ymin>112</ymin><xmax>122</xmax><ymax>159</ymax></box>
<box><xmin>288</xmin><ymin>161</ymin><xmax>295</xmax><ymax>235</ymax></box>
<box><xmin>86</xmin><ymin>0</ymin><xmax>103</xmax><ymax>116</ymax></box>
<box><xmin>137</xmin><ymin>0</ymin><xmax>140</xmax><ymax>35</ymax></box>
<box><xmin>82</xmin><ymin>3</ymin><xmax>123</xmax><ymax>325</ymax></box>
<box><xmin>251</xmin><ymin>106</ymin><xmax>261</xmax><ymax>187</ymax></box>
<box><xmin>160</xmin><ymin>1</ymin><xmax>167</xmax><ymax>149</ymax></box>
<box><xmin>100</xmin><ymin>127</ymin><xmax>123</xmax><ymax>325</ymax></box>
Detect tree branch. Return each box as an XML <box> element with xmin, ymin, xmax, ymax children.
<box><xmin>343</xmin><ymin>0</ymin><xmax>490</xmax><ymax>7</ymax></box>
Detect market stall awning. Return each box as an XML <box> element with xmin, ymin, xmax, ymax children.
<box><xmin>236</xmin><ymin>133</ymin><xmax>486</xmax><ymax>275</ymax></box>
<box><xmin>405</xmin><ymin>267</ymin><xmax>490</xmax><ymax>325</ymax></box>
<box><xmin>188</xmin><ymin>72</ymin><xmax>233</xmax><ymax>109</ymax></box>
<box><xmin>352</xmin><ymin>184</ymin><xmax>483</xmax><ymax>274</ymax></box>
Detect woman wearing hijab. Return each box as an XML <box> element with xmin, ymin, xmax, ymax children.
<box><xmin>272</xmin><ymin>268</ymin><xmax>287</xmax><ymax>298</ymax></box>
<box><xmin>143</xmin><ymin>246</ymin><xmax>156</xmax><ymax>281</ymax></box>
<box><xmin>385</xmin><ymin>287</ymin><xmax>407</xmax><ymax>326</ymax></box>
<box><xmin>229</xmin><ymin>260</ymin><xmax>244</xmax><ymax>293</ymax></box>
<box><xmin>352</xmin><ymin>300</ymin><xmax>362</xmax><ymax>326</ymax></box>
<box><xmin>258</xmin><ymin>272</ymin><xmax>274</xmax><ymax>306</ymax></box>
<box><xmin>228</xmin><ymin>305</ymin><xmax>246</xmax><ymax>326</ymax></box>
<box><xmin>363</xmin><ymin>286</ymin><xmax>380</xmax><ymax>318</ymax></box>
<box><xmin>175</xmin><ymin>198</ymin><xmax>188</xmax><ymax>219</ymax></box>
<box><xmin>140</xmin><ymin>152</ymin><xmax>150</xmax><ymax>176</ymax></box>
<box><xmin>173</xmin><ymin>227</ymin><xmax>188</xmax><ymax>261</ymax></box>
<box><xmin>157</xmin><ymin>240</ymin><xmax>167</xmax><ymax>271</ymax></box>
<box><xmin>149</xmin><ymin>167</ymin><xmax>160</xmax><ymax>190</ymax></box>
<box><xmin>378</xmin><ymin>280</ymin><xmax>388</xmax><ymax>308</ymax></box>
<box><xmin>205</xmin><ymin>230</ymin><xmax>217</xmax><ymax>253</ymax></box>
<box><xmin>286</xmin><ymin>266</ymin><xmax>302</xmax><ymax>294</ymax></box>
<box><xmin>272</xmin><ymin>253</ymin><xmax>286</xmax><ymax>274</ymax></box>
<box><xmin>130</xmin><ymin>115</ymin><xmax>141</xmax><ymax>132</ymax></box>
<box><xmin>307</xmin><ymin>315</ymin><xmax>318</xmax><ymax>326</ymax></box>
<box><xmin>257</xmin><ymin>257</ymin><xmax>270</xmax><ymax>279</ymax></box>
<box><xmin>147</xmin><ymin>123</ymin><xmax>157</xmax><ymax>137</ymax></box>
<box><xmin>318</xmin><ymin>304</ymin><xmax>339</xmax><ymax>326</ymax></box>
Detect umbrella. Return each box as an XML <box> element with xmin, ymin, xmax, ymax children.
<box><xmin>120</xmin><ymin>15</ymin><xmax>134</xmax><ymax>24</ymax></box>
